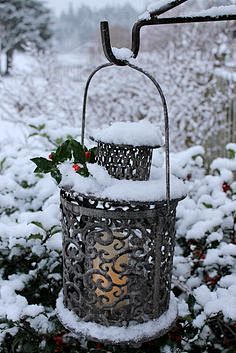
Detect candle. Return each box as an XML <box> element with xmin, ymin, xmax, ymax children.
<box><xmin>93</xmin><ymin>232</ymin><xmax>128</xmax><ymax>307</ymax></box>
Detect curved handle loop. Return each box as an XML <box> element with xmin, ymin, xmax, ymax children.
<box><xmin>81</xmin><ymin>62</ymin><xmax>171</xmax><ymax>210</ymax></box>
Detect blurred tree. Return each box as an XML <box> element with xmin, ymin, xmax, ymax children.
<box><xmin>0</xmin><ymin>0</ymin><xmax>53</xmax><ymax>74</ymax></box>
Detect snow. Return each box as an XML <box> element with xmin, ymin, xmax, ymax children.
<box><xmin>215</xmin><ymin>67</ymin><xmax>236</xmax><ymax>82</ymax></box>
<box><xmin>211</xmin><ymin>158</ymin><xmax>236</xmax><ymax>172</ymax></box>
<box><xmin>27</xmin><ymin>314</ymin><xmax>55</xmax><ymax>334</ymax></box>
<box><xmin>169</xmin><ymin>146</ymin><xmax>204</xmax><ymax>179</ymax></box>
<box><xmin>147</xmin><ymin>0</ymin><xmax>173</xmax><ymax>14</ymax></box>
<box><xmin>59</xmin><ymin>162</ymin><xmax>187</xmax><ymax>202</ymax></box>
<box><xmin>0</xmin><ymin>276</ymin><xmax>43</xmax><ymax>321</ymax></box>
<box><xmin>138</xmin><ymin>11</ymin><xmax>151</xmax><ymax>21</ymax></box>
<box><xmin>227</xmin><ymin>143</ymin><xmax>236</xmax><ymax>153</ymax></box>
<box><xmin>204</xmin><ymin>243</ymin><xmax>236</xmax><ymax>267</ymax></box>
<box><xmin>91</xmin><ymin>121</ymin><xmax>164</xmax><ymax>147</ymax></box>
<box><xmin>112</xmin><ymin>47</ymin><xmax>133</xmax><ymax>61</ymax></box>
<box><xmin>194</xmin><ymin>285</ymin><xmax>213</xmax><ymax>307</ymax></box>
<box><xmin>56</xmin><ymin>291</ymin><xmax>177</xmax><ymax>343</ymax></box>
<box><xmin>220</xmin><ymin>275</ymin><xmax>236</xmax><ymax>288</ymax></box>
<box><xmin>194</xmin><ymin>284</ymin><xmax>236</xmax><ymax>321</ymax></box>
<box><xmin>191</xmin><ymin>5</ymin><xmax>236</xmax><ymax>18</ymax></box>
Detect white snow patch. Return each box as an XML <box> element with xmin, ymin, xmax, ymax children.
<box><xmin>138</xmin><ymin>11</ymin><xmax>151</xmax><ymax>20</ymax></box>
<box><xmin>57</xmin><ymin>291</ymin><xmax>177</xmax><ymax>343</ymax></box>
<box><xmin>194</xmin><ymin>285</ymin><xmax>214</xmax><ymax>307</ymax></box>
<box><xmin>91</xmin><ymin>121</ymin><xmax>163</xmax><ymax>147</ymax></box>
<box><xmin>211</xmin><ymin>158</ymin><xmax>236</xmax><ymax>172</ymax></box>
<box><xmin>112</xmin><ymin>48</ymin><xmax>133</xmax><ymax>61</ymax></box>
<box><xmin>147</xmin><ymin>0</ymin><xmax>173</xmax><ymax>13</ymax></box>
<box><xmin>59</xmin><ymin>163</ymin><xmax>187</xmax><ymax>202</ymax></box>
<box><xmin>226</xmin><ymin>143</ymin><xmax>236</xmax><ymax>153</ymax></box>
<box><xmin>191</xmin><ymin>5</ymin><xmax>236</xmax><ymax>18</ymax></box>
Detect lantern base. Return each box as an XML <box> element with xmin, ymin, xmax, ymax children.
<box><xmin>56</xmin><ymin>291</ymin><xmax>178</xmax><ymax>346</ymax></box>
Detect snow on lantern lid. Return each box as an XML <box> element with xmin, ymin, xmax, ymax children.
<box><xmin>91</xmin><ymin>121</ymin><xmax>164</xmax><ymax>147</ymax></box>
<box><xmin>90</xmin><ymin>121</ymin><xmax>164</xmax><ymax>181</ymax></box>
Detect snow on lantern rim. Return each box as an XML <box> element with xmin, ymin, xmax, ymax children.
<box><xmin>56</xmin><ymin>290</ymin><xmax>178</xmax><ymax>345</ymax></box>
<box><xmin>90</xmin><ymin>121</ymin><xmax>164</xmax><ymax>148</ymax></box>
<box><xmin>58</xmin><ymin>163</ymin><xmax>187</xmax><ymax>203</ymax></box>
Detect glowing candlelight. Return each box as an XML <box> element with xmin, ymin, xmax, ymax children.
<box><xmin>93</xmin><ymin>232</ymin><xmax>128</xmax><ymax>307</ymax></box>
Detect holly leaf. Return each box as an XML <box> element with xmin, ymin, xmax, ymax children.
<box><xmin>88</xmin><ymin>147</ymin><xmax>97</xmax><ymax>163</ymax></box>
<box><xmin>53</xmin><ymin>140</ymin><xmax>73</xmax><ymax>163</ymax></box>
<box><xmin>71</xmin><ymin>140</ymin><xmax>86</xmax><ymax>164</ymax></box>
<box><xmin>51</xmin><ymin>167</ymin><xmax>62</xmax><ymax>184</ymax></box>
<box><xmin>31</xmin><ymin>158</ymin><xmax>53</xmax><ymax>173</ymax></box>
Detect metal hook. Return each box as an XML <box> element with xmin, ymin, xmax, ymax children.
<box><xmin>100</xmin><ymin>0</ymin><xmax>236</xmax><ymax>65</ymax></box>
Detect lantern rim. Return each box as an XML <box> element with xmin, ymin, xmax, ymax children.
<box><xmin>90</xmin><ymin>136</ymin><xmax>162</xmax><ymax>149</ymax></box>
<box><xmin>61</xmin><ymin>187</ymin><xmax>185</xmax><ymax>207</ymax></box>
<box><xmin>56</xmin><ymin>290</ymin><xmax>178</xmax><ymax>346</ymax></box>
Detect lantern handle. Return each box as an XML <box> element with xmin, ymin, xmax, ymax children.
<box><xmin>81</xmin><ymin>62</ymin><xmax>171</xmax><ymax>209</ymax></box>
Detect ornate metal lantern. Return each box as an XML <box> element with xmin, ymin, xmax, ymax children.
<box><xmin>56</xmin><ymin>0</ymin><xmax>236</xmax><ymax>345</ymax></box>
<box><xmin>57</xmin><ymin>62</ymin><xmax>186</xmax><ymax>345</ymax></box>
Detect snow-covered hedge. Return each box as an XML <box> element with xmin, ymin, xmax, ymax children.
<box><xmin>0</xmin><ymin>119</ymin><xmax>235</xmax><ymax>352</ymax></box>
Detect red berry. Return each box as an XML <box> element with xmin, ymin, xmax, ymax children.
<box><xmin>85</xmin><ymin>151</ymin><xmax>91</xmax><ymax>160</ymax></box>
<box><xmin>48</xmin><ymin>154</ymin><xmax>53</xmax><ymax>160</ymax></box>
<box><xmin>73</xmin><ymin>164</ymin><xmax>80</xmax><ymax>172</ymax></box>
<box><xmin>222</xmin><ymin>182</ymin><xmax>231</xmax><ymax>193</ymax></box>
<box><xmin>53</xmin><ymin>336</ymin><xmax>63</xmax><ymax>345</ymax></box>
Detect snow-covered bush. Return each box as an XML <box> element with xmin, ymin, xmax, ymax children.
<box><xmin>0</xmin><ymin>116</ymin><xmax>235</xmax><ymax>352</ymax></box>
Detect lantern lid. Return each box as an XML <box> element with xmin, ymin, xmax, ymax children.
<box><xmin>90</xmin><ymin>121</ymin><xmax>163</xmax><ymax>148</ymax></box>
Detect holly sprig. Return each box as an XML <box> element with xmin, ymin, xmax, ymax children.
<box><xmin>31</xmin><ymin>139</ymin><xmax>96</xmax><ymax>184</ymax></box>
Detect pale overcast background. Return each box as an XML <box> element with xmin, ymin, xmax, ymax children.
<box><xmin>45</xmin><ymin>0</ymin><xmax>147</xmax><ymax>16</ymax></box>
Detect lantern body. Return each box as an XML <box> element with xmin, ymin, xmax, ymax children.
<box><xmin>60</xmin><ymin>188</ymin><xmax>179</xmax><ymax>328</ymax></box>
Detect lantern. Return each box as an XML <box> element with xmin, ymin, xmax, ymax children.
<box><xmin>57</xmin><ymin>62</ymin><xmax>186</xmax><ymax>345</ymax></box>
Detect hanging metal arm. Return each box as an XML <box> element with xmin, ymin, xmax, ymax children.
<box><xmin>100</xmin><ymin>0</ymin><xmax>236</xmax><ymax>65</ymax></box>
<box><xmin>132</xmin><ymin>13</ymin><xmax>236</xmax><ymax>59</ymax></box>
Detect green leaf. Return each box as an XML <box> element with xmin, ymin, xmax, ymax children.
<box><xmin>187</xmin><ymin>294</ymin><xmax>196</xmax><ymax>316</ymax></box>
<box><xmin>29</xmin><ymin>133</ymin><xmax>39</xmax><ymax>138</ymax></box>
<box><xmin>31</xmin><ymin>158</ymin><xmax>53</xmax><ymax>173</ymax></box>
<box><xmin>31</xmin><ymin>221</ymin><xmax>45</xmax><ymax>231</ymax></box>
<box><xmin>55</xmin><ymin>137</ymin><xmax>63</xmax><ymax>145</ymax></box>
<box><xmin>229</xmin><ymin>149</ymin><xmax>235</xmax><ymax>159</ymax></box>
<box><xmin>28</xmin><ymin>233</ymin><xmax>43</xmax><ymax>241</ymax></box>
<box><xmin>78</xmin><ymin>165</ymin><xmax>89</xmax><ymax>177</ymax></box>
<box><xmin>51</xmin><ymin>168</ymin><xmax>62</xmax><ymax>184</ymax></box>
<box><xmin>49</xmin><ymin>225</ymin><xmax>61</xmax><ymax>235</ymax></box>
<box><xmin>29</xmin><ymin>123</ymin><xmax>45</xmax><ymax>131</ymax></box>
<box><xmin>54</xmin><ymin>140</ymin><xmax>72</xmax><ymax>163</ymax></box>
<box><xmin>89</xmin><ymin>147</ymin><xmax>97</xmax><ymax>163</ymax></box>
<box><xmin>22</xmin><ymin>342</ymin><xmax>38</xmax><ymax>353</ymax></box>
<box><xmin>203</xmin><ymin>203</ymin><xmax>213</xmax><ymax>209</ymax></box>
<box><xmin>71</xmin><ymin>140</ymin><xmax>86</xmax><ymax>164</ymax></box>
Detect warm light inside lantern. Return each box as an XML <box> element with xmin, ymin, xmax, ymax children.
<box><xmin>93</xmin><ymin>232</ymin><xmax>128</xmax><ymax>307</ymax></box>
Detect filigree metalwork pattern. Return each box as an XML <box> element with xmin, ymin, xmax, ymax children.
<box><xmin>96</xmin><ymin>141</ymin><xmax>154</xmax><ymax>181</ymax></box>
<box><xmin>61</xmin><ymin>188</ymin><xmax>180</xmax><ymax>327</ymax></box>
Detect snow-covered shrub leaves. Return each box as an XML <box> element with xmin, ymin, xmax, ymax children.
<box><xmin>174</xmin><ymin>144</ymin><xmax>236</xmax><ymax>350</ymax></box>
<box><xmin>0</xmin><ymin>117</ymin><xmax>235</xmax><ymax>352</ymax></box>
